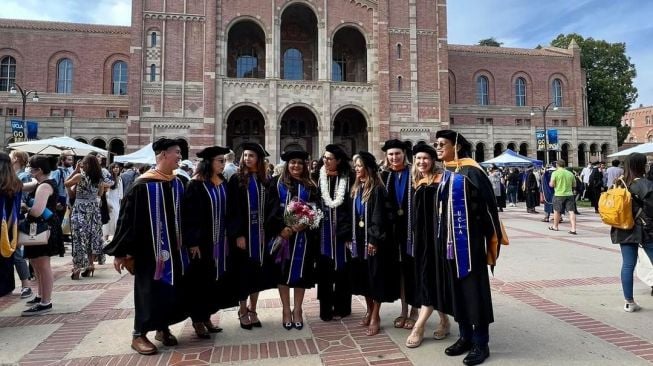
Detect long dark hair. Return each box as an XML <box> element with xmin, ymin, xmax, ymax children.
<box><xmin>623</xmin><ymin>153</ymin><xmax>646</xmax><ymax>186</ymax></box>
<box><xmin>28</xmin><ymin>155</ymin><xmax>57</xmax><ymax>175</ymax></box>
<box><xmin>0</xmin><ymin>152</ymin><xmax>22</xmax><ymax>196</ymax></box>
<box><xmin>314</xmin><ymin>155</ymin><xmax>352</xmax><ymax>177</ymax></box>
<box><xmin>108</xmin><ymin>163</ymin><xmax>121</xmax><ymax>190</ymax></box>
<box><xmin>82</xmin><ymin>154</ymin><xmax>103</xmax><ymax>185</ymax></box>
<box><xmin>237</xmin><ymin>150</ymin><xmax>268</xmax><ymax>187</ymax></box>
<box><xmin>195</xmin><ymin>158</ymin><xmax>225</xmax><ymax>182</ymax></box>
<box><xmin>280</xmin><ymin>158</ymin><xmax>316</xmax><ymax>190</ymax></box>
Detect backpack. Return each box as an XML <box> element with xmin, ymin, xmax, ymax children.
<box><xmin>598</xmin><ymin>177</ymin><xmax>634</xmax><ymax>230</ymax></box>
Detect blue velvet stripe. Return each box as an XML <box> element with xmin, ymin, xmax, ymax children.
<box><xmin>206</xmin><ymin>182</ymin><xmax>227</xmax><ymax>278</ymax></box>
<box><xmin>279</xmin><ymin>182</ymin><xmax>310</xmax><ymax>284</ymax></box>
<box><xmin>172</xmin><ymin>179</ymin><xmax>189</xmax><ymax>272</ymax></box>
<box><xmin>147</xmin><ymin>182</ymin><xmax>174</xmax><ymax>286</ymax></box>
<box><xmin>320</xmin><ymin>207</ymin><xmax>334</xmax><ymax>259</ymax></box>
<box><xmin>247</xmin><ymin>176</ymin><xmax>262</xmax><ymax>264</ymax></box>
<box><xmin>451</xmin><ymin>174</ymin><xmax>471</xmax><ymax>279</ymax></box>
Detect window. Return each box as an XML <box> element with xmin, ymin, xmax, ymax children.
<box><xmin>476</xmin><ymin>76</ymin><xmax>489</xmax><ymax>105</ymax></box>
<box><xmin>476</xmin><ymin>118</ymin><xmax>484</xmax><ymax>124</ymax></box>
<box><xmin>64</xmin><ymin>109</ymin><xmax>74</xmax><ymax>117</ymax></box>
<box><xmin>50</xmin><ymin>108</ymin><xmax>62</xmax><ymax>117</ymax></box>
<box><xmin>647</xmin><ymin>116</ymin><xmax>652</xmax><ymax>125</ymax></box>
<box><xmin>112</xmin><ymin>61</ymin><xmax>128</xmax><ymax>95</ymax></box>
<box><xmin>236</xmin><ymin>48</ymin><xmax>258</xmax><ymax>78</ymax></box>
<box><xmin>0</xmin><ymin>56</ymin><xmax>16</xmax><ymax>91</ymax></box>
<box><xmin>450</xmin><ymin>117</ymin><xmax>455</xmax><ymax>125</ymax></box>
<box><xmin>332</xmin><ymin>50</ymin><xmax>347</xmax><ymax>82</ymax></box>
<box><xmin>524</xmin><ymin>118</ymin><xmax>531</xmax><ymax>126</ymax></box>
<box><xmin>0</xmin><ymin>108</ymin><xmax>3</xmax><ymax>115</ymax></box>
<box><xmin>397</xmin><ymin>44</ymin><xmax>402</xmax><ymax>59</ymax></box>
<box><xmin>106</xmin><ymin>110</ymin><xmax>118</xmax><ymax>118</ymax></box>
<box><xmin>486</xmin><ymin>118</ymin><xmax>493</xmax><ymax>125</ymax></box>
<box><xmin>283</xmin><ymin>48</ymin><xmax>303</xmax><ymax>80</ymax></box>
<box><xmin>561</xmin><ymin>119</ymin><xmax>568</xmax><ymax>126</ymax></box>
<box><xmin>56</xmin><ymin>58</ymin><xmax>73</xmax><ymax>93</ymax></box>
<box><xmin>553</xmin><ymin>119</ymin><xmax>559</xmax><ymax>126</ymax></box>
<box><xmin>149</xmin><ymin>64</ymin><xmax>156</xmax><ymax>82</ymax></box>
<box><xmin>515</xmin><ymin>119</ymin><xmax>522</xmax><ymax>126</ymax></box>
<box><xmin>151</xmin><ymin>32</ymin><xmax>157</xmax><ymax>47</ymax></box>
<box><xmin>515</xmin><ymin>77</ymin><xmax>526</xmax><ymax>106</ymax></box>
<box><xmin>552</xmin><ymin>78</ymin><xmax>563</xmax><ymax>107</ymax></box>
<box><xmin>6</xmin><ymin>107</ymin><xmax>17</xmax><ymax>116</ymax></box>
<box><xmin>119</xmin><ymin>110</ymin><xmax>128</xmax><ymax>118</ymax></box>
<box><xmin>397</xmin><ymin>76</ymin><xmax>402</xmax><ymax>91</ymax></box>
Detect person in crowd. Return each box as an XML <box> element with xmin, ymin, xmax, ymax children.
<box><xmin>21</xmin><ymin>155</ymin><xmax>65</xmax><ymax>316</ymax></box>
<box><xmin>349</xmin><ymin>152</ymin><xmax>398</xmax><ymax>336</ymax></box>
<box><xmin>102</xmin><ymin>163</ymin><xmax>123</xmax><ymax>243</ymax></box>
<box><xmin>548</xmin><ymin>160</ymin><xmax>577</xmax><ymax>234</ymax></box>
<box><xmin>313</xmin><ymin>144</ymin><xmax>353</xmax><ymax>322</ymax></box>
<box><xmin>488</xmin><ymin>167</ymin><xmax>505</xmax><ymax>212</ymax></box>
<box><xmin>120</xmin><ymin>162</ymin><xmax>139</xmax><ymax>195</ymax></box>
<box><xmin>0</xmin><ymin>152</ymin><xmax>23</xmax><ymax>298</ymax></box>
<box><xmin>580</xmin><ymin>162</ymin><xmax>592</xmax><ymax>200</ymax></box>
<box><xmin>104</xmin><ymin>138</ymin><xmax>189</xmax><ymax>355</ymax></box>
<box><xmin>175</xmin><ymin>160</ymin><xmax>194</xmax><ymax>186</ymax></box>
<box><xmin>605</xmin><ymin>159</ymin><xmax>624</xmax><ymax>188</ymax></box>
<box><xmin>310</xmin><ymin>160</ymin><xmax>319</xmax><ymax>175</ymax></box>
<box><xmin>573</xmin><ymin>171</ymin><xmax>583</xmax><ymax>214</ymax></box>
<box><xmin>380</xmin><ymin>139</ymin><xmax>418</xmax><ymax>329</ymax></box>
<box><xmin>647</xmin><ymin>163</ymin><xmax>653</xmax><ymax>182</ymax></box>
<box><xmin>405</xmin><ymin>143</ymin><xmax>451</xmax><ymax>348</ymax></box>
<box><xmin>65</xmin><ymin>154</ymin><xmax>105</xmax><ymax>279</ymax></box>
<box><xmin>524</xmin><ymin>165</ymin><xmax>539</xmax><ymax>213</ymax></box>
<box><xmin>588</xmin><ymin>162</ymin><xmax>604</xmax><ymax>213</ymax></box>
<box><xmin>226</xmin><ymin>143</ymin><xmax>275</xmax><ymax>330</ymax></box>
<box><xmin>506</xmin><ymin>168</ymin><xmax>520</xmax><ymax>207</ymax></box>
<box><xmin>8</xmin><ymin>150</ymin><xmax>32</xmax><ymax>298</ymax></box>
<box><xmin>540</xmin><ymin>166</ymin><xmax>556</xmax><ymax>223</ymax></box>
<box><xmin>609</xmin><ymin>153</ymin><xmax>653</xmax><ymax>312</ymax></box>
<box><xmin>434</xmin><ymin>130</ymin><xmax>503</xmax><ymax>366</ymax></box>
<box><xmin>182</xmin><ymin>146</ymin><xmax>235</xmax><ymax>338</ymax></box>
<box><xmin>267</xmin><ymin>148</ymin><xmax>318</xmax><ymax>330</ymax></box>
<box><xmin>223</xmin><ymin>150</ymin><xmax>238</xmax><ymax>181</ymax></box>
<box><xmin>49</xmin><ymin>150</ymin><xmax>75</xmax><ymax>219</ymax></box>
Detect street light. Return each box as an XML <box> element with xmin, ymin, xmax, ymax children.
<box><xmin>531</xmin><ymin>101</ymin><xmax>558</xmax><ymax>166</ymax></box>
<box><xmin>9</xmin><ymin>83</ymin><xmax>39</xmax><ymax>141</ymax></box>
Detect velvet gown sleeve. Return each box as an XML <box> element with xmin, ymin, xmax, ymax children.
<box><xmin>335</xmin><ymin>173</ymin><xmax>354</xmax><ymax>242</ymax></box>
<box><xmin>462</xmin><ymin>167</ymin><xmax>502</xmax><ymax>246</ymax></box>
<box><xmin>367</xmin><ymin>185</ymin><xmax>387</xmax><ymax>246</ymax></box>
<box><xmin>226</xmin><ymin>175</ymin><xmax>244</xmax><ymax>241</ymax></box>
<box><xmin>181</xmin><ymin>180</ymin><xmax>203</xmax><ymax>248</ymax></box>
<box><xmin>103</xmin><ymin>182</ymin><xmax>140</xmax><ymax>258</ymax></box>
<box><xmin>265</xmin><ymin>177</ymin><xmax>284</xmax><ymax>241</ymax></box>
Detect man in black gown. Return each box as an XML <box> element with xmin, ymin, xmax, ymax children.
<box><xmin>104</xmin><ymin>139</ymin><xmax>189</xmax><ymax>355</ymax></box>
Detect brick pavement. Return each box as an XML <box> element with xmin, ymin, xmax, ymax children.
<box><xmin>1</xmin><ymin>206</ymin><xmax>652</xmax><ymax>365</ymax></box>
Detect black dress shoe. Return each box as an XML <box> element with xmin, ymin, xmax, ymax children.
<box><xmin>154</xmin><ymin>330</ymin><xmax>178</xmax><ymax>346</ymax></box>
<box><xmin>463</xmin><ymin>344</ymin><xmax>490</xmax><ymax>365</ymax></box>
<box><xmin>203</xmin><ymin>321</ymin><xmax>223</xmax><ymax>333</ymax></box>
<box><xmin>445</xmin><ymin>338</ymin><xmax>472</xmax><ymax>356</ymax></box>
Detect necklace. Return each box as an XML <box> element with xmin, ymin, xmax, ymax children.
<box><xmin>319</xmin><ymin>166</ymin><xmax>347</xmax><ymax>208</ymax></box>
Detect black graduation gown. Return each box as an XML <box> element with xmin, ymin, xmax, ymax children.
<box><xmin>266</xmin><ymin>177</ymin><xmax>318</xmax><ymax>289</ymax></box>
<box><xmin>436</xmin><ymin>166</ymin><xmax>500</xmax><ymax>326</ymax></box>
<box><xmin>0</xmin><ymin>194</ymin><xmax>19</xmax><ymax>298</ymax></box>
<box><xmin>525</xmin><ymin>171</ymin><xmax>539</xmax><ymax>209</ymax></box>
<box><xmin>349</xmin><ymin>185</ymin><xmax>399</xmax><ymax>303</ymax></box>
<box><xmin>103</xmin><ymin>177</ymin><xmax>188</xmax><ymax>333</ymax></box>
<box><xmin>226</xmin><ymin>174</ymin><xmax>276</xmax><ymax>300</ymax></box>
<box><xmin>381</xmin><ymin>168</ymin><xmax>417</xmax><ymax>307</ymax></box>
<box><xmin>181</xmin><ymin>179</ymin><xmax>238</xmax><ymax>322</ymax></box>
<box><xmin>312</xmin><ymin>171</ymin><xmax>354</xmax><ymax>320</ymax></box>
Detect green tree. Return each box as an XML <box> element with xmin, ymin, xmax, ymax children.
<box><xmin>478</xmin><ymin>37</ymin><xmax>502</xmax><ymax>47</ymax></box>
<box><xmin>551</xmin><ymin>33</ymin><xmax>637</xmax><ymax>146</ymax></box>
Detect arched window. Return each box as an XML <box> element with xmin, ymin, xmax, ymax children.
<box><xmin>0</xmin><ymin>56</ymin><xmax>16</xmax><ymax>92</ymax></box>
<box><xmin>476</xmin><ymin>75</ymin><xmax>489</xmax><ymax>105</ymax></box>
<box><xmin>283</xmin><ymin>48</ymin><xmax>303</xmax><ymax>80</ymax></box>
<box><xmin>112</xmin><ymin>61</ymin><xmax>128</xmax><ymax>95</ymax></box>
<box><xmin>56</xmin><ymin>58</ymin><xmax>73</xmax><ymax>93</ymax></box>
<box><xmin>397</xmin><ymin>44</ymin><xmax>402</xmax><ymax>59</ymax></box>
<box><xmin>332</xmin><ymin>52</ymin><xmax>345</xmax><ymax>81</ymax></box>
<box><xmin>552</xmin><ymin>78</ymin><xmax>563</xmax><ymax>107</ymax></box>
<box><xmin>149</xmin><ymin>64</ymin><xmax>156</xmax><ymax>82</ymax></box>
<box><xmin>515</xmin><ymin>77</ymin><xmax>526</xmax><ymax>106</ymax></box>
<box><xmin>151</xmin><ymin>32</ymin><xmax>157</xmax><ymax>47</ymax></box>
<box><xmin>397</xmin><ymin>76</ymin><xmax>403</xmax><ymax>91</ymax></box>
<box><xmin>236</xmin><ymin>48</ymin><xmax>258</xmax><ymax>78</ymax></box>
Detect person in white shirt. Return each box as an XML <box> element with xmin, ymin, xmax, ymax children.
<box><xmin>605</xmin><ymin>159</ymin><xmax>624</xmax><ymax>188</ymax></box>
<box><xmin>580</xmin><ymin>163</ymin><xmax>592</xmax><ymax>199</ymax></box>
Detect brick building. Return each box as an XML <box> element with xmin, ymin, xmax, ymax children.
<box><xmin>622</xmin><ymin>105</ymin><xmax>653</xmax><ymax>144</ymax></box>
<box><xmin>0</xmin><ymin>0</ymin><xmax>617</xmax><ymax>166</ymax></box>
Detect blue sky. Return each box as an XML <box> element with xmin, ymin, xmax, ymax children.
<box><xmin>2</xmin><ymin>0</ymin><xmax>651</xmax><ymax>107</ymax></box>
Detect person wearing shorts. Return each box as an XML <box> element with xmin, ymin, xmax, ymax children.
<box><xmin>549</xmin><ymin>160</ymin><xmax>577</xmax><ymax>234</ymax></box>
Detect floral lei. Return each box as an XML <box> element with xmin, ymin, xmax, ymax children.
<box><xmin>319</xmin><ymin>166</ymin><xmax>347</xmax><ymax>208</ymax></box>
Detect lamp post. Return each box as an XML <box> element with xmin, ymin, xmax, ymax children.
<box><xmin>9</xmin><ymin>83</ymin><xmax>39</xmax><ymax>141</ymax></box>
<box><xmin>531</xmin><ymin>101</ymin><xmax>558</xmax><ymax>166</ymax></box>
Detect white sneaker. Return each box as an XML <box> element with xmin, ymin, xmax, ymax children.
<box><xmin>624</xmin><ymin>301</ymin><xmax>641</xmax><ymax>312</ymax></box>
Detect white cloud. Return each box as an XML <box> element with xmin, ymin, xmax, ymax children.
<box><xmin>0</xmin><ymin>0</ymin><xmax>131</xmax><ymax>25</ymax></box>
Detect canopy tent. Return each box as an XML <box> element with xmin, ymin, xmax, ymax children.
<box><xmin>113</xmin><ymin>143</ymin><xmax>155</xmax><ymax>165</ymax></box>
<box><xmin>480</xmin><ymin>149</ymin><xmax>543</xmax><ymax>168</ymax></box>
<box><xmin>7</xmin><ymin>136</ymin><xmax>109</xmax><ymax>156</ymax></box>
<box><xmin>608</xmin><ymin>142</ymin><xmax>653</xmax><ymax>157</ymax></box>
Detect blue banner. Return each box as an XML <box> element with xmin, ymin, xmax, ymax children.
<box><xmin>10</xmin><ymin>120</ymin><xmax>25</xmax><ymax>142</ymax></box>
<box><xmin>26</xmin><ymin>121</ymin><xmax>38</xmax><ymax>140</ymax></box>
<box><xmin>535</xmin><ymin>130</ymin><xmax>545</xmax><ymax>151</ymax></box>
<box><xmin>535</xmin><ymin>129</ymin><xmax>559</xmax><ymax>151</ymax></box>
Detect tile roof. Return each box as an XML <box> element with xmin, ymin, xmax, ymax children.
<box><xmin>448</xmin><ymin>44</ymin><xmax>573</xmax><ymax>58</ymax></box>
<box><xmin>0</xmin><ymin>18</ymin><xmax>130</xmax><ymax>34</ymax></box>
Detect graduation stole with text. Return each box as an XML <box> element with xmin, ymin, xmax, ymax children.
<box><xmin>247</xmin><ymin>175</ymin><xmax>266</xmax><ymax>265</ymax></box>
<box><xmin>204</xmin><ymin>181</ymin><xmax>228</xmax><ymax>279</ymax></box>
<box><xmin>278</xmin><ymin>181</ymin><xmax>310</xmax><ymax>284</ymax></box>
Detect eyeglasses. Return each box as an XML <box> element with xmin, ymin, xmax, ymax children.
<box><xmin>434</xmin><ymin>141</ymin><xmax>450</xmax><ymax>148</ymax></box>
<box><xmin>322</xmin><ymin>156</ymin><xmax>335</xmax><ymax>161</ymax></box>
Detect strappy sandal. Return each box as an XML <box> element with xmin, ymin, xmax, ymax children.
<box><xmin>406</xmin><ymin>327</ymin><xmax>425</xmax><ymax>348</ymax></box>
<box><xmin>393</xmin><ymin>316</ymin><xmax>407</xmax><ymax>328</ymax></box>
<box><xmin>433</xmin><ymin>321</ymin><xmax>451</xmax><ymax>340</ymax></box>
<box><xmin>403</xmin><ymin>317</ymin><xmax>417</xmax><ymax>330</ymax></box>
<box><xmin>238</xmin><ymin>311</ymin><xmax>252</xmax><ymax>330</ymax></box>
<box><xmin>248</xmin><ymin>308</ymin><xmax>262</xmax><ymax>327</ymax></box>
<box><xmin>548</xmin><ymin>226</ymin><xmax>559</xmax><ymax>231</ymax></box>
<box><xmin>360</xmin><ymin>312</ymin><xmax>371</xmax><ymax>326</ymax></box>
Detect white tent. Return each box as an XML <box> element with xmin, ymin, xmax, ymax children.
<box><xmin>480</xmin><ymin>149</ymin><xmax>543</xmax><ymax>168</ymax></box>
<box><xmin>608</xmin><ymin>143</ymin><xmax>653</xmax><ymax>157</ymax></box>
<box><xmin>113</xmin><ymin>143</ymin><xmax>155</xmax><ymax>165</ymax></box>
<box><xmin>7</xmin><ymin>136</ymin><xmax>109</xmax><ymax>156</ymax></box>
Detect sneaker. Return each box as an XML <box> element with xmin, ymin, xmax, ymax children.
<box><xmin>26</xmin><ymin>296</ymin><xmax>41</xmax><ymax>306</ymax></box>
<box><xmin>22</xmin><ymin>303</ymin><xmax>52</xmax><ymax>317</ymax></box>
<box><xmin>20</xmin><ymin>287</ymin><xmax>33</xmax><ymax>299</ymax></box>
<box><xmin>624</xmin><ymin>301</ymin><xmax>641</xmax><ymax>312</ymax></box>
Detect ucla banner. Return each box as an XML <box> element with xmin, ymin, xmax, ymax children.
<box><xmin>536</xmin><ymin>130</ymin><xmax>545</xmax><ymax>151</ymax></box>
<box><xmin>10</xmin><ymin>120</ymin><xmax>25</xmax><ymax>142</ymax></box>
<box><xmin>536</xmin><ymin>129</ymin><xmax>559</xmax><ymax>151</ymax></box>
<box><xmin>26</xmin><ymin>121</ymin><xmax>38</xmax><ymax>140</ymax></box>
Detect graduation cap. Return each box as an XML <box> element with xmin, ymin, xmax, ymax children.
<box><xmin>196</xmin><ymin>146</ymin><xmax>230</xmax><ymax>160</ymax></box>
<box><xmin>240</xmin><ymin>142</ymin><xmax>270</xmax><ymax>158</ymax></box>
<box><xmin>356</xmin><ymin>151</ymin><xmax>378</xmax><ymax>171</ymax></box>
<box><xmin>435</xmin><ymin>130</ymin><xmax>472</xmax><ymax>158</ymax></box>
<box><xmin>381</xmin><ymin>139</ymin><xmax>410</xmax><ymax>152</ymax></box>
<box><xmin>325</xmin><ymin>144</ymin><xmax>350</xmax><ymax>161</ymax></box>
<box><xmin>152</xmin><ymin>138</ymin><xmax>184</xmax><ymax>154</ymax></box>
<box><xmin>412</xmin><ymin>142</ymin><xmax>437</xmax><ymax>159</ymax></box>
<box><xmin>281</xmin><ymin>148</ymin><xmax>309</xmax><ymax>162</ymax></box>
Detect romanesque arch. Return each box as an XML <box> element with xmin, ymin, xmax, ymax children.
<box><xmin>332</xmin><ymin>107</ymin><xmax>368</xmax><ymax>157</ymax></box>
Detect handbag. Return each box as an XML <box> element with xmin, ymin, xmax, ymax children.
<box><xmin>61</xmin><ymin>206</ymin><xmax>72</xmax><ymax>236</ymax></box>
<box><xmin>100</xmin><ymin>193</ymin><xmax>110</xmax><ymax>225</ymax></box>
<box><xmin>18</xmin><ymin>220</ymin><xmax>50</xmax><ymax>246</ymax></box>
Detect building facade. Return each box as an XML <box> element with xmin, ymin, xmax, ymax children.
<box><xmin>0</xmin><ymin>0</ymin><xmax>617</xmax><ymax>166</ymax></box>
<box><xmin>622</xmin><ymin>105</ymin><xmax>653</xmax><ymax>144</ymax></box>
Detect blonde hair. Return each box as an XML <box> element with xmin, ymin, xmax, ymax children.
<box><xmin>350</xmin><ymin>155</ymin><xmax>383</xmax><ymax>202</ymax></box>
<box><xmin>411</xmin><ymin>155</ymin><xmax>442</xmax><ymax>187</ymax></box>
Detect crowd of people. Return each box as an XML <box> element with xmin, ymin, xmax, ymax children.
<box><xmin>2</xmin><ymin>129</ymin><xmax>653</xmax><ymax>366</ymax></box>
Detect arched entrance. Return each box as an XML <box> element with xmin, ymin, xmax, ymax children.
<box><xmin>109</xmin><ymin>139</ymin><xmax>125</xmax><ymax>162</ymax></box>
<box><xmin>333</xmin><ymin>108</ymin><xmax>368</xmax><ymax>157</ymax></box>
<box><xmin>561</xmin><ymin>143</ymin><xmax>569</xmax><ymax>165</ymax></box>
<box><xmin>475</xmin><ymin>142</ymin><xmax>485</xmax><ymax>162</ymax></box>
<box><xmin>507</xmin><ymin>142</ymin><xmax>516</xmax><ymax>152</ymax></box>
<box><xmin>601</xmin><ymin>143</ymin><xmax>609</xmax><ymax>161</ymax></box>
<box><xmin>227</xmin><ymin>20</ymin><xmax>266</xmax><ymax>78</ymax></box>
<box><xmin>280</xmin><ymin>4</ymin><xmax>318</xmax><ymax>80</ymax></box>
<box><xmin>92</xmin><ymin>138</ymin><xmax>106</xmax><ymax>150</ymax></box>
<box><xmin>280</xmin><ymin>106</ymin><xmax>318</xmax><ymax>158</ymax></box>
<box><xmin>590</xmin><ymin>143</ymin><xmax>599</xmax><ymax>162</ymax></box>
<box><xmin>493</xmin><ymin>143</ymin><xmax>503</xmax><ymax>157</ymax></box>
<box><xmin>226</xmin><ymin>106</ymin><xmax>266</xmax><ymax>157</ymax></box>
<box><xmin>76</xmin><ymin>137</ymin><xmax>88</xmax><ymax>144</ymax></box>
<box><xmin>578</xmin><ymin>143</ymin><xmax>587</xmax><ymax>166</ymax></box>
<box><xmin>519</xmin><ymin>143</ymin><xmax>528</xmax><ymax>157</ymax></box>
<box><xmin>332</xmin><ymin>26</ymin><xmax>367</xmax><ymax>82</ymax></box>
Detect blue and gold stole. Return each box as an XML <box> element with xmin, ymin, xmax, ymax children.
<box><xmin>204</xmin><ymin>181</ymin><xmax>228</xmax><ymax>279</ymax></box>
<box><xmin>278</xmin><ymin>180</ymin><xmax>310</xmax><ymax>284</ymax></box>
<box><xmin>0</xmin><ymin>193</ymin><xmax>21</xmax><ymax>258</ymax></box>
<box><xmin>247</xmin><ymin>175</ymin><xmax>265</xmax><ymax>265</ymax></box>
<box><xmin>439</xmin><ymin>170</ymin><xmax>472</xmax><ymax>279</ymax></box>
<box><xmin>351</xmin><ymin>190</ymin><xmax>368</xmax><ymax>259</ymax></box>
<box><xmin>320</xmin><ymin>176</ymin><xmax>347</xmax><ymax>271</ymax></box>
<box><xmin>386</xmin><ymin>168</ymin><xmax>414</xmax><ymax>257</ymax></box>
<box><xmin>146</xmin><ymin>179</ymin><xmax>189</xmax><ymax>286</ymax></box>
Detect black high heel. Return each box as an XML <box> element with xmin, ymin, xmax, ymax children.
<box><xmin>81</xmin><ymin>265</ymin><xmax>95</xmax><ymax>278</ymax></box>
<box><xmin>248</xmin><ymin>308</ymin><xmax>262</xmax><ymax>328</ymax></box>
<box><xmin>293</xmin><ymin>309</ymin><xmax>304</xmax><ymax>330</ymax></box>
<box><xmin>238</xmin><ymin>311</ymin><xmax>252</xmax><ymax>330</ymax></box>
<box><xmin>282</xmin><ymin>309</ymin><xmax>293</xmax><ymax>330</ymax></box>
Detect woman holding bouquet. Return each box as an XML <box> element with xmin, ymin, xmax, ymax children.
<box><xmin>349</xmin><ymin>152</ymin><xmax>397</xmax><ymax>336</ymax></box>
<box><xmin>267</xmin><ymin>148</ymin><xmax>319</xmax><ymax>330</ymax></box>
<box><xmin>182</xmin><ymin>146</ymin><xmax>237</xmax><ymax>338</ymax></box>
<box><xmin>227</xmin><ymin>143</ymin><xmax>275</xmax><ymax>330</ymax></box>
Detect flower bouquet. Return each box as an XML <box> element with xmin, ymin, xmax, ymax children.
<box><xmin>269</xmin><ymin>199</ymin><xmax>324</xmax><ymax>261</ymax></box>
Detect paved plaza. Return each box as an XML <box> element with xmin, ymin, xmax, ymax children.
<box><xmin>1</xmin><ymin>205</ymin><xmax>653</xmax><ymax>366</ymax></box>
